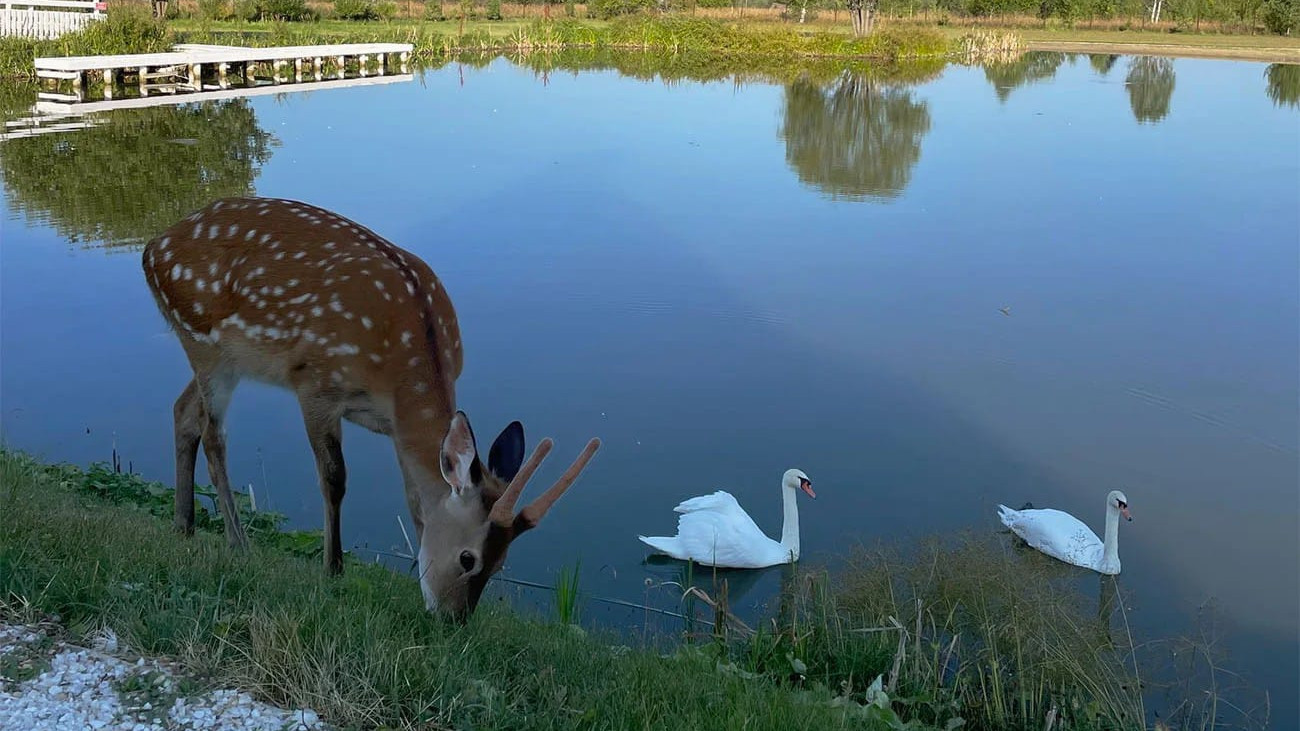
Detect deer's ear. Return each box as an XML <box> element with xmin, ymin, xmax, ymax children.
<box><xmin>440</xmin><ymin>411</ymin><xmax>481</xmax><ymax>494</ymax></box>
<box><xmin>487</xmin><ymin>421</ymin><xmax>525</xmax><ymax>483</ymax></box>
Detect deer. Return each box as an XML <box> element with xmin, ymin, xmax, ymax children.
<box><xmin>140</xmin><ymin>196</ymin><xmax>601</xmax><ymax>621</ymax></box>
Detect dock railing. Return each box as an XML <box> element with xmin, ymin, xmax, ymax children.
<box><xmin>0</xmin><ymin>0</ymin><xmax>106</xmax><ymax>40</ymax></box>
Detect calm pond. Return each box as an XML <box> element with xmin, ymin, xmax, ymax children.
<box><xmin>2</xmin><ymin>50</ymin><xmax>1297</xmax><ymax>728</ymax></box>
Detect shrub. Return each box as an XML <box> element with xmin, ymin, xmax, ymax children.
<box><xmin>1260</xmin><ymin>0</ymin><xmax>1298</xmax><ymax>33</ymax></box>
<box><xmin>588</xmin><ymin>0</ymin><xmax>655</xmax><ymax>18</ymax></box>
<box><xmin>334</xmin><ymin>0</ymin><xmax>378</xmax><ymax>19</ymax></box>
<box><xmin>198</xmin><ymin>0</ymin><xmax>231</xmax><ymax>19</ymax></box>
<box><xmin>487</xmin><ymin>0</ymin><xmax>503</xmax><ymax>18</ymax></box>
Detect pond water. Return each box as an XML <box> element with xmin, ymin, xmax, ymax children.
<box><xmin>2</xmin><ymin>51</ymin><xmax>1297</xmax><ymax>728</ymax></box>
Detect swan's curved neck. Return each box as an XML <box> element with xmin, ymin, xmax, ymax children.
<box><xmin>780</xmin><ymin>486</ymin><xmax>800</xmax><ymax>559</ymax></box>
<box><xmin>1101</xmin><ymin>502</ymin><xmax>1120</xmax><ymax>568</ymax></box>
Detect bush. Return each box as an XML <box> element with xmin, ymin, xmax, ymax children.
<box><xmin>232</xmin><ymin>0</ymin><xmax>260</xmax><ymax>19</ymax></box>
<box><xmin>334</xmin><ymin>0</ymin><xmax>377</xmax><ymax>19</ymax></box>
<box><xmin>71</xmin><ymin>3</ymin><xmax>172</xmax><ymax>54</ymax></box>
<box><xmin>257</xmin><ymin>0</ymin><xmax>313</xmax><ymax>20</ymax></box>
<box><xmin>588</xmin><ymin>0</ymin><xmax>656</xmax><ymax>18</ymax></box>
<box><xmin>1260</xmin><ymin>0</ymin><xmax>1298</xmax><ymax>33</ymax></box>
<box><xmin>487</xmin><ymin>0</ymin><xmax>503</xmax><ymax>18</ymax></box>
<box><xmin>198</xmin><ymin>0</ymin><xmax>231</xmax><ymax>19</ymax></box>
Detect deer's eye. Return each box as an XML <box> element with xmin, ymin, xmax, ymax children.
<box><xmin>459</xmin><ymin>551</ymin><xmax>476</xmax><ymax>573</ymax></box>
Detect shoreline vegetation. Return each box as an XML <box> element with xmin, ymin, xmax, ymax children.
<box><xmin>0</xmin><ymin>0</ymin><xmax>1297</xmax><ymax>82</ymax></box>
<box><xmin>0</xmin><ymin>447</ymin><xmax>1272</xmax><ymax>730</ymax></box>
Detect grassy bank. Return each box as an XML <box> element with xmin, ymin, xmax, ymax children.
<box><xmin>5</xmin><ymin>0</ymin><xmax>1298</xmax><ymax>82</ymax></box>
<box><xmin>4</xmin><ymin>447</ymin><xmax>1260</xmax><ymax>730</ymax></box>
<box><xmin>0</xmin><ymin>6</ymin><xmax>957</xmax><ymax>81</ymax></box>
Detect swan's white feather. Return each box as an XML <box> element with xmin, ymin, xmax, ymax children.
<box><xmin>639</xmin><ymin>490</ymin><xmax>793</xmax><ymax>569</ymax></box>
<box><xmin>998</xmin><ymin>504</ymin><xmax>1109</xmax><ymax>572</ymax></box>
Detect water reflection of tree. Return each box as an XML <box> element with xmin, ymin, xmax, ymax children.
<box><xmin>1265</xmin><ymin>63</ymin><xmax>1300</xmax><ymax>109</ymax></box>
<box><xmin>779</xmin><ymin>70</ymin><xmax>933</xmax><ymax>202</ymax></box>
<box><xmin>1089</xmin><ymin>54</ymin><xmax>1119</xmax><ymax>77</ymax></box>
<box><xmin>984</xmin><ymin>52</ymin><xmax>1066</xmax><ymax>102</ymax></box>
<box><xmin>1125</xmin><ymin>56</ymin><xmax>1176</xmax><ymax>124</ymax></box>
<box><xmin>0</xmin><ymin>100</ymin><xmax>278</xmax><ymax>250</ymax></box>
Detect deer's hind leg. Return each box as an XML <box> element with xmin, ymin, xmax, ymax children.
<box><xmin>172</xmin><ymin>378</ymin><xmax>203</xmax><ymax>536</ymax></box>
<box><xmin>189</xmin><ymin>362</ymin><xmax>248</xmax><ymax>551</ymax></box>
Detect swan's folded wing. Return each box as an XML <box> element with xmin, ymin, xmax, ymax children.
<box><xmin>1012</xmin><ymin>509</ymin><xmax>1104</xmax><ymax>567</ymax></box>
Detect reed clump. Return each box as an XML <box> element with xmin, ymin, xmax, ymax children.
<box><xmin>955</xmin><ymin>29</ymin><xmax>1026</xmax><ymax>64</ymax></box>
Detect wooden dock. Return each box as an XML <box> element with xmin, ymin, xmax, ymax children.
<box><xmin>34</xmin><ymin>42</ymin><xmax>414</xmax><ymax>103</ymax></box>
<box><xmin>25</xmin><ymin>72</ymin><xmax>415</xmax><ymax>118</ymax></box>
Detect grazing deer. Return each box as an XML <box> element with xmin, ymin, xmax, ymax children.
<box><xmin>140</xmin><ymin>196</ymin><xmax>601</xmax><ymax>620</ymax></box>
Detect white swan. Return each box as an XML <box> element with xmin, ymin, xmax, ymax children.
<box><xmin>638</xmin><ymin>469</ymin><xmax>815</xmax><ymax>569</ymax></box>
<box><xmin>997</xmin><ymin>490</ymin><xmax>1132</xmax><ymax>575</ymax></box>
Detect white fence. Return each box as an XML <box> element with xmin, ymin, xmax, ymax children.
<box><xmin>0</xmin><ymin>0</ymin><xmax>106</xmax><ymax>40</ymax></box>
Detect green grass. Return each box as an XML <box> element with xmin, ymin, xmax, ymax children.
<box><xmin>0</xmin><ymin>10</ymin><xmax>956</xmax><ymax>79</ymax></box>
<box><xmin>0</xmin><ymin>449</ymin><xmax>887</xmax><ymax>730</ymax></box>
<box><xmin>0</xmin><ymin>448</ymin><xmax>1267</xmax><ymax>730</ymax></box>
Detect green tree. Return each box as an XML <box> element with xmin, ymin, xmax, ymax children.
<box><xmin>1</xmin><ymin>100</ymin><xmax>278</xmax><ymax>250</ymax></box>
<box><xmin>779</xmin><ymin>70</ymin><xmax>934</xmax><ymax>201</ymax></box>
<box><xmin>1125</xmin><ymin>56</ymin><xmax>1176</xmax><ymax>124</ymax></box>
<box><xmin>846</xmin><ymin>0</ymin><xmax>879</xmax><ymax>35</ymax></box>
<box><xmin>984</xmin><ymin>52</ymin><xmax>1066</xmax><ymax>103</ymax></box>
<box><xmin>1089</xmin><ymin>53</ymin><xmax>1119</xmax><ymax>76</ymax></box>
<box><xmin>1264</xmin><ymin>63</ymin><xmax>1300</xmax><ymax>108</ymax></box>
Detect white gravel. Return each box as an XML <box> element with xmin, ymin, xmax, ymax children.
<box><xmin>0</xmin><ymin>622</ymin><xmax>329</xmax><ymax>731</ymax></box>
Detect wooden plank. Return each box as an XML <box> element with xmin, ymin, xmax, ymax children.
<box><xmin>32</xmin><ymin>72</ymin><xmax>414</xmax><ymax>115</ymax></box>
<box><xmin>33</xmin><ymin>43</ymin><xmax>413</xmax><ymax>72</ymax></box>
<box><xmin>2</xmin><ymin>0</ymin><xmax>100</xmax><ymax>10</ymax></box>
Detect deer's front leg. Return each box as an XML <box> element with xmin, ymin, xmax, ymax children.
<box><xmin>300</xmin><ymin>398</ymin><xmax>347</xmax><ymax>575</ymax></box>
<box><xmin>195</xmin><ymin>370</ymin><xmax>248</xmax><ymax>550</ymax></box>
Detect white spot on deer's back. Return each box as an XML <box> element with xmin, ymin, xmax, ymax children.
<box><xmin>326</xmin><ymin>343</ymin><xmax>360</xmax><ymax>356</ymax></box>
<box><xmin>361</xmin><ymin>316</ymin><xmax>373</xmax><ymax>330</ymax></box>
<box><xmin>208</xmin><ymin>225</ymin><xmax>221</xmax><ymax>239</ymax></box>
<box><xmin>400</xmin><ymin>332</ymin><xmax>413</xmax><ymax>347</ymax></box>
<box><xmin>162</xmin><ymin>250</ymin><xmax>174</xmax><ymax>263</ymax></box>
<box><xmin>194</xmin><ymin>302</ymin><xmax>205</xmax><ymax>315</ymax></box>
<box><xmin>368</xmin><ymin>353</ymin><xmax>383</xmax><ymax>363</ymax></box>
<box><xmin>195</xmin><ymin>279</ymin><xmax>207</xmax><ymax>292</ymax></box>
<box><xmin>171</xmin><ymin>264</ymin><xmax>182</xmax><ymax>281</ymax></box>
<box><xmin>227</xmin><ymin>224</ymin><xmax>240</xmax><ymax>237</ymax></box>
<box><xmin>311</xmin><ymin>306</ymin><xmax>323</xmax><ymax>317</ymax></box>
<box><xmin>413</xmin><ymin>382</ymin><xmax>427</xmax><ymax>394</ymax></box>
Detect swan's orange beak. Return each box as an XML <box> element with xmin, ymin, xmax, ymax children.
<box><xmin>799</xmin><ymin>478</ymin><xmax>816</xmax><ymax>499</ymax></box>
<box><xmin>1120</xmin><ymin>505</ymin><xmax>1132</xmax><ymax>521</ymax></box>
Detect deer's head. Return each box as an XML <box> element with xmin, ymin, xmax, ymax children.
<box><xmin>417</xmin><ymin>410</ymin><xmax>600</xmax><ymax>622</ymax></box>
